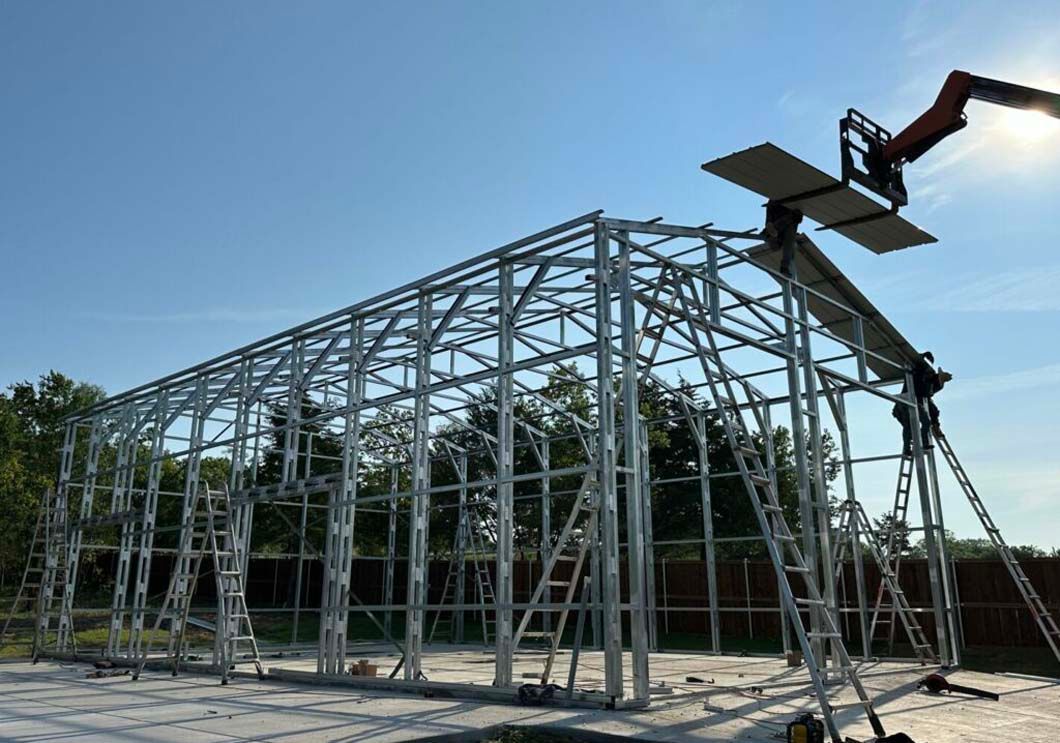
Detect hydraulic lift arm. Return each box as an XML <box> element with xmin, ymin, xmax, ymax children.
<box><xmin>885</xmin><ymin>70</ymin><xmax>1060</xmax><ymax>164</ymax></box>
<box><xmin>840</xmin><ymin>70</ymin><xmax>1060</xmax><ymax>207</ymax></box>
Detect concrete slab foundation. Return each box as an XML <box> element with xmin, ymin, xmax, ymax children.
<box><xmin>3</xmin><ymin>655</ymin><xmax>1058</xmax><ymax>742</ymax></box>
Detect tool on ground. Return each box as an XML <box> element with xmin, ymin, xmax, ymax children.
<box><xmin>917</xmin><ymin>672</ymin><xmax>999</xmax><ymax>701</ymax></box>
<box><xmin>516</xmin><ymin>683</ymin><xmax>563</xmax><ymax>705</ymax></box>
<box><xmin>786</xmin><ymin>713</ymin><xmax>825</xmax><ymax>743</ymax></box>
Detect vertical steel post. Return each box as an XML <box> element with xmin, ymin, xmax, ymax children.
<box><xmin>836</xmin><ymin>392</ymin><xmax>871</xmax><ymax>660</ymax></box>
<box><xmin>763</xmin><ymin>403</ymin><xmax>790</xmax><ymax>655</ymax></box>
<box><xmin>639</xmin><ymin>418</ymin><xmax>658</xmax><ymax>652</ymax></box>
<box><xmin>454</xmin><ymin>453</ymin><xmax>468</xmax><ymax>643</ymax></box>
<box><xmin>335</xmin><ymin>318</ymin><xmax>364</xmax><ymax>671</ymax></box>
<box><xmin>926</xmin><ymin>448</ymin><xmax>959</xmax><ymax>665</ymax></box>
<box><xmin>908</xmin><ymin>381</ymin><xmax>951</xmax><ymax>664</ymax></box>
<box><xmin>54</xmin><ymin>421</ymin><xmax>78</xmax><ymax>652</ymax></box>
<box><xmin>283</xmin><ymin>340</ymin><xmax>308</xmax><ymax>657</ymax></box>
<box><xmin>128</xmin><ymin>395</ymin><xmax>169</xmax><ymax>658</ymax></box>
<box><xmin>170</xmin><ymin>378</ymin><xmax>207</xmax><ymax>655</ymax></box>
<box><xmin>107</xmin><ymin>405</ymin><xmax>137</xmax><ymax>656</ymax></box>
<box><xmin>494</xmin><ymin>262</ymin><xmax>515</xmax><ymax>687</ymax></box>
<box><xmin>540</xmin><ymin>440</ymin><xmax>551</xmax><ymax>637</ymax></box>
<box><xmin>405</xmin><ymin>298</ymin><xmax>433</xmax><ymax>680</ymax></box>
<box><xmin>593</xmin><ymin>222</ymin><xmax>625</xmax><ymax>699</ymax></box>
<box><xmin>291</xmin><ymin>433</ymin><xmax>313</xmax><ymax>647</ymax></box>
<box><xmin>617</xmin><ymin>230</ymin><xmax>649</xmax><ymax>700</ymax></box>
<box><xmin>695</xmin><ymin>409</ymin><xmax>721</xmax><ymax>653</ymax></box>
<box><xmin>319</xmin><ymin>317</ymin><xmax>363</xmax><ymax>673</ymax></box>
<box><xmin>384</xmin><ymin>464</ymin><xmax>398</xmax><ymax>638</ymax></box>
<box><xmin>795</xmin><ymin>286</ymin><xmax>840</xmax><ymax>663</ymax></box>
<box><xmin>661</xmin><ymin>558</ymin><xmax>670</xmax><ymax>636</ymax></box>
<box><xmin>225</xmin><ymin>359</ymin><xmax>251</xmax><ymax>661</ymax></box>
<box><xmin>744</xmin><ymin>558</ymin><xmax>754</xmax><ymax>638</ymax></box>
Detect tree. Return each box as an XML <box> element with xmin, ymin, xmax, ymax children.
<box><xmin>913</xmin><ymin>532</ymin><xmax>1048</xmax><ymax>561</ymax></box>
<box><xmin>0</xmin><ymin>372</ymin><xmax>105</xmax><ymax>586</ymax></box>
<box><xmin>874</xmin><ymin>513</ymin><xmax>914</xmax><ymax>557</ymax></box>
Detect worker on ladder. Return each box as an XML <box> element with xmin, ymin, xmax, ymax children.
<box><xmin>763</xmin><ymin>200</ymin><xmax>803</xmax><ymax>277</ymax></box>
<box><xmin>893</xmin><ymin>351</ymin><xmax>953</xmax><ymax>453</ymax></box>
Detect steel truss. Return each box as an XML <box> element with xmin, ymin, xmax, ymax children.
<box><xmin>44</xmin><ymin>212</ymin><xmax>968</xmax><ymax>739</ymax></box>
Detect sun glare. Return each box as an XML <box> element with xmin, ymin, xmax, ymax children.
<box><xmin>1000</xmin><ymin>107</ymin><xmax>1060</xmax><ymax>143</ymax></box>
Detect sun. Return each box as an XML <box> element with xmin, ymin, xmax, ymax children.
<box><xmin>1000</xmin><ymin>107</ymin><xmax>1060</xmax><ymax>143</ymax></box>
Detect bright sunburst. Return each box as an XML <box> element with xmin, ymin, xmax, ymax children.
<box><xmin>1000</xmin><ymin>107</ymin><xmax>1060</xmax><ymax>143</ymax></box>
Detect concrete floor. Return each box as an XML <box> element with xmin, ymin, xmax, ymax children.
<box><xmin>2</xmin><ymin>651</ymin><xmax>1058</xmax><ymax>742</ymax></box>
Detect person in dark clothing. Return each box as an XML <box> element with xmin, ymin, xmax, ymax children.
<box><xmin>763</xmin><ymin>200</ymin><xmax>804</xmax><ymax>277</ymax></box>
<box><xmin>892</xmin><ymin>351</ymin><xmax>953</xmax><ymax>453</ymax></box>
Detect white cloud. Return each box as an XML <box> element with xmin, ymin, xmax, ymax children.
<box><xmin>909</xmin><ymin>182</ymin><xmax>953</xmax><ymax>214</ymax></box>
<box><xmin>886</xmin><ymin>265</ymin><xmax>1060</xmax><ymax>313</ymax></box>
<box><xmin>944</xmin><ymin>362</ymin><xmax>1060</xmax><ymax>402</ymax></box>
<box><xmin>959</xmin><ymin>462</ymin><xmax>1060</xmax><ymax>517</ymax></box>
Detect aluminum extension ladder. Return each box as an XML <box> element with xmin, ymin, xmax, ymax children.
<box><xmin>1</xmin><ymin>490</ymin><xmax>77</xmax><ymax>659</ymax></box>
<box><xmin>832</xmin><ymin>499</ymin><xmax>936</xmax><ymax>663</ymax></box>
<box><xmin>512</xmin><ymin>471</ymin><xmax>598</xmax><ymax>686</ymax></box>
<box><xmin>678</xmin><ymin>285</ymin><xmax>885</xmax><ymax>742</ymax></box>
<box><xmin>934</xmin><ymin>434</ymin><xmax>1060</xmax><ymax>663</ymax></box>
<box><xmin>133</xmin><ymin>483</ymin><xmax>263</xmax><ymax>683</ymax></box>
<box><xmin>428</xmin><ymin>506</ymin><xmax>497</xmax><ymax>645</ymax></box>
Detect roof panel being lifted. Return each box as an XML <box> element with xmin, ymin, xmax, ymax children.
<box><xmin>746</xmin><ymin>238</ymin><xmax>918</xmax><ymax>381</ymax></box>
<box><xmin>702</xmin><ymin>143</ymin><xmax>937</xmax><ymax>254</ymax></box>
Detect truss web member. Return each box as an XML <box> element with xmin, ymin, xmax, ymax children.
<box><xmin>892</xmin><ymin>351</ymin><xmax>953</xmax><ymax>453</ymax></box>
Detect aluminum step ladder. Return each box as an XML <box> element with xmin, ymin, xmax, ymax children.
<box><xmin>832</xmin><ymin>499</ymin><xmax>936</xmax><ymax>663</ymax></box>
<box><xmin>512</xmin><ymin>471</ymin><xmax>598</xmax><ymax>685</ymax></box>
<box><xmin>428</xmin><ymin>506</ymin><xmax>497</xmax><ymax>645</ymax></box>
<box><xmin>133</xmin><ymin>483</ymin><xmax>264</xmax><ymax>683</ymax></box>
<box><xmin>869</xmin><ymin>453</ymin><xmax>914</xmax><ymax>650</ymax></box>
<box><xmin>1</xmin><ymin>491</ymin><xmax>77</xmax><ymax>658</ymax></box>
<box><xmin>672</xmin><ymin>277</ymin><xmax>886</xmax><ymax>743</ymax></box>
<box><xmin>0</xmin><ymin>509</ymin><xmax>46</xmax><ymax>651</ymax></box>
<box><xmin>935</xmin><ymin>434</ymin><xmax>1060</xmax><ymax>663</ymax></box>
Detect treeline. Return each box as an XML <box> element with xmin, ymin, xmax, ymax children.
<box><xmin>1</xmin><ymin>369</ymin><xmax>1051</xmax><ymax>592</ymax></box>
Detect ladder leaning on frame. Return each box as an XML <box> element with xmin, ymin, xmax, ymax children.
<box><xmin>1</xmin><ymin>489</ymin><xmax>77</xmax><ymax>660</ymax></box>
<box><xmin>874</xmin><ymin>434</ymin><xmax>1060</xmax><ymax>665</ymax></box>
<box><xmin>934</xmin><ymin>434</ymin><xmax>1060</xmax><ymax>664</ymax></box>
<box><xmin>427</xmin><ymin>504</ymin><xmax>497</xmax><ymax>645</ymax></box>
<box><xmin>133</xmin><ymin>482</ymin><xmax>263</xmax><ymax>684</ymax></box>
<box><xmin>641</xmin><ymin>265</ymin><xmax>889</xmax><ymax>743</ymax></box>
<box><xmin>832</xmin><ymin>498</ymin><xmax>937</xmax><ymax>663</ymax></box>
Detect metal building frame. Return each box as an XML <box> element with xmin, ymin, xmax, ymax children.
<box><xmin>43</xmin><ymin>212</ymin><xmax>961</xmax><ymax>731</ymax></box>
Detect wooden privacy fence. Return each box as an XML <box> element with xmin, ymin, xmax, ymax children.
<box><xmin>129</xmin><ymin>554</ymin><xmax>1060</xmax><ymax>648</ymax></box>
<box><xmin>650</xmin><ymin>557</ymin><xmax>1060</xmax><ymax>648</ymax></box>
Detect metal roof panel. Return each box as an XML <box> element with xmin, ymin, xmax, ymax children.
<box><xmin>745</xmin><ymin>238</ymin><xmax>918</xmax><ymax>380</ymax></box>
<box><xmin>702</xmin><ymin>143</ymin><xmax>937</xmax><ymax>254</ymax></box>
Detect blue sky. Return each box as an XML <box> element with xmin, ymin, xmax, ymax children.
<box><xmin>2</xmin><ymin>1</ymin><xmax>1059</xmax><ymax>547</ymax></box>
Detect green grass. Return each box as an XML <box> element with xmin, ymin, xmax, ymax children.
<box><xmin>1</xmin><ymin>609</ymin><xmax>216</xmax><ymax>658</ymax></box>
<box><xmin>4</xmin><ymin>608</ymin><xmax>1058</xmax><ymax>679</ymax></box>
